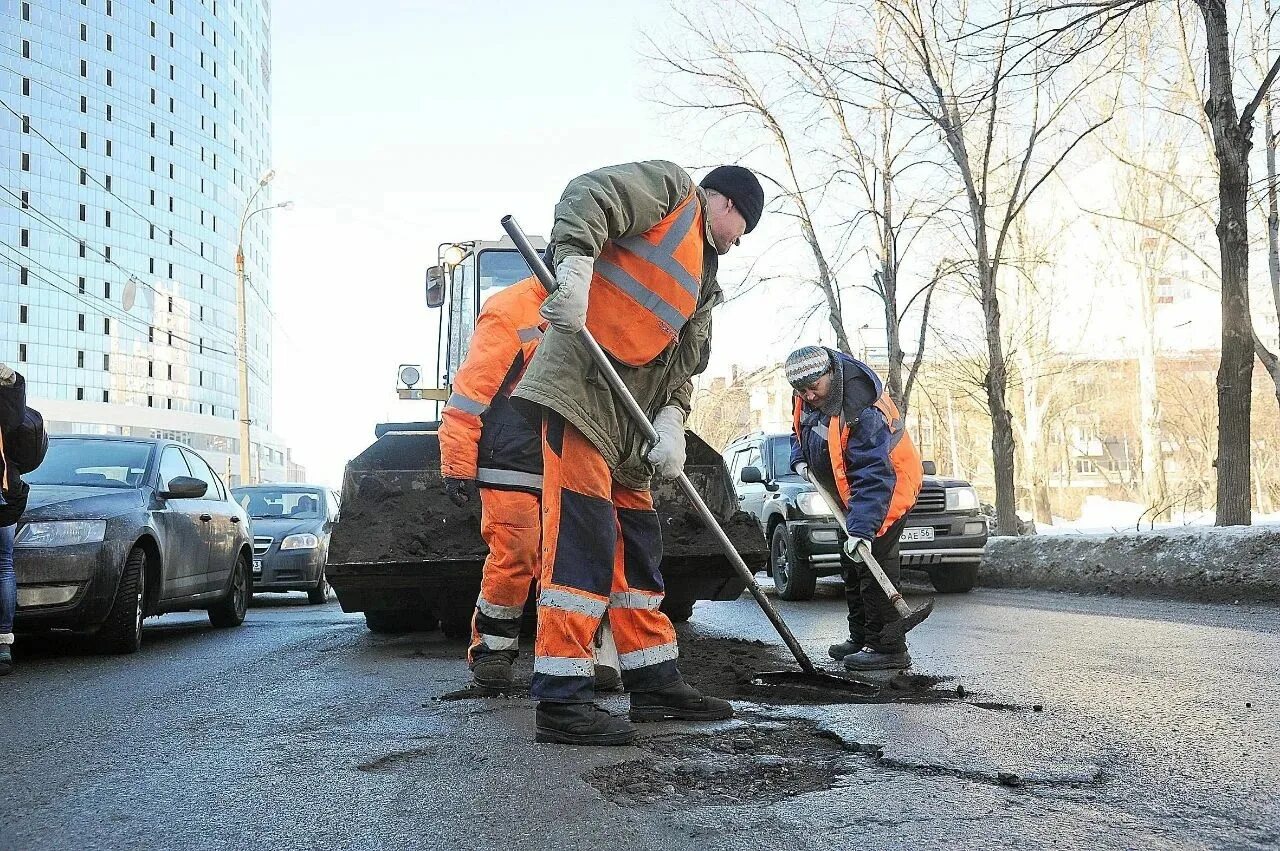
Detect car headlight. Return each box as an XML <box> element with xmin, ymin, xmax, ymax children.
<box><xmin>280</xmin><ymin>533</ymin><xmax>319</xmax><ymax>551</ymax></box>
<box><xmin>795</xmin><ymin>491</ymin><xmax>834</xmax><ymax>518</ymax></box>
<box><xmin>945</xmin><ymin>486</ymin><xmax>979</xmax><ymax>511</ymax></box>
<box><xmin>15</xmin><ymin>520</ymin><xmax>108</xmax><ymax>548</ymax></box>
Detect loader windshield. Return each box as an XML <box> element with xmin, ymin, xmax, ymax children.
<box><xmin>477</xmin><ymin>249</ymin><xmax>534</xmax><ymax>307</ymax></box>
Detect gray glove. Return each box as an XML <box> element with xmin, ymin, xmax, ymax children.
<box><xmin>539</xmin><ymin>255</ymin><xmax>593</xmax><ymax>334</ymax></box>
<box><xmin>842</xmin><ymin>535</ymin><xmax>871</xmax><ymax>563</ymax></box>
<box><xmin>646</xmin><ymin>406</ymin><xmax>687</xmax><ymax>480</ymax></box>
<box><xmin>0</xmin><ymin>363</ymin><xmax>15</xmax><ymax>387</ymax></box>
<box><xmin>794</xmin><ymin>462</ymin><xmax>810</xmax><ymax>482</ymax></box>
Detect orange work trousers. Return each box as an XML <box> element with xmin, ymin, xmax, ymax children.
<box><xmin>531</xmin><ymin>412</ymin><xmax>680</xmax><ymax>703</ymax></box>
<box><xmin>468</xmin><ymin>487</ymin><xmax>539</xmax><ymax>666</ymax></box>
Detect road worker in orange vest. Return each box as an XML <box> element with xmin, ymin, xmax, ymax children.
<box><xmin>438</xmin><ymin>274</ymin><xmax>622</xmax><ymax>694</ymax></box>
<box><xmin>512</xmin><ymin>161</ymin><xmax>765</xmax><ymax>745</ymax></box>
<box><xmin>786</xmin><ymin>345</ymin><xmax>924</xmax><ymax>671</ymax></box>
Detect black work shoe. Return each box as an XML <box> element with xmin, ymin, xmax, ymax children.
<box><xmin>534</xmin><ymin>702</ymin><xmax>637</xmax><ymax>746</ymax></box>
<box><xmin>843</xmin><ymin>648</ymin><xmax>911</xmax><ymax>671</ymax></box>
<box><xmin>629</xmin><ymin>680</ymin><xmax>734</xmax><ymax>722</ymax></box>
<box><xmin>0</xmin><ymin>645</ymin><xmax>11</xmax><ymax>676</ymax></box>
<box><xmin>594</xmin><ymin>664</ymin><xmax>622</xmax><ymax>692</ymax></box>
<box><xmin>828</xmin><ymin>639</ymin><xmax>863</xmax><ymax>661</ymax></box>
<box><xmin>471</xmin><ymin>656</ymin><xmax>514</xmax><ymax>691</ymax></box>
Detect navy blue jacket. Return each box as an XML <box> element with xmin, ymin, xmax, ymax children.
<box><xmin>789</xmin><ymin>351</ymin><xmax>897</xmax><ymax>541</ymax></box>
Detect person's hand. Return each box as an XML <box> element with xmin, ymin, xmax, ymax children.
<box><xmin>539</xmin><ymin>255</ymin><xmax>593</xmax><ymax>334</ymax></box>
<box><xmin>794</xmin><ymin>462</ymin><xmax>810</xmax><ymax>482</ymax></box>
<box><xmin>646</xmin><ymin>406</ymin><xmax>687</xmax><ymax>480</ymax></box>
<box><xmin>842</xmin><ymin>535</ymin><xmax>870</xmax><ymax>563</ymax></box>
<box><xmin>0</xmin><ymin>363</ymin><xmax>15</xmax><ymax>386</ymax></box>
<box><xmin>444</xmin><ymin>477</ymin><xmax>475</xmax><ymax>507</ymax></box>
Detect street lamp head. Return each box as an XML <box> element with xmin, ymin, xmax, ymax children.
<box><xmin>278</xmin><ymin>201</ymin><xmax>294</xmax><ymax>211</ymax></box>
<box><xmin>258</xmin><ymin>168</ymin><xmax>276</xmax><ymax>187</ymax></box>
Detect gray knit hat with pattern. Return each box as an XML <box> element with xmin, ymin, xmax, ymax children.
<box><xmin>784</xmin><ymin>346</ymin><xmax>832</xmax><ymax>389</ymax></box>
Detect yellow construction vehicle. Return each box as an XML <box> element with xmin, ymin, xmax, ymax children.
<box><xmin>326</xmin><ymin>236</ymin><xmax>768</xmax><ymax>636</ymax></box>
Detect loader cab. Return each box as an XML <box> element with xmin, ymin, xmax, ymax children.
<box><xmin>425</xmin><ymin>235</ymin><xmax>548</xmax><ymax>407</ymax></box>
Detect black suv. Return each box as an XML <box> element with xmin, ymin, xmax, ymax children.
<box><xmin>723</xmin><ymin>431</ymin><xmax>988</xmax><ymax>600</ymax></box>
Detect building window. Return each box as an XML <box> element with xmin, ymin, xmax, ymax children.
<box><xmin>104</xmin><ymin>318</ymin><xmax>111</xmax><ymax>334</ymax></box>
<box><xmin>20</xmin><ymin>115</ymin><xmax>28</xmax><ymax>134</ymax></box>
<box><xmin>18</xmin><ymin>344</ymin><xmax>27</xmax><ymax>363</ymax></box>
<box><xmin>77</xmin><ymin>388</ymin><xmax>85</xmax><ymax>401</ymax></box>
<box><xmin>78</xmin><ymin>351</ymin><xmax>85</xmax><ymax>368</ymax></box>
<box><xmin>102</xmin><ymin>391</ymin><xmax>109</xmax><ymax>403</ymax></box>
<box><xmin>104</xmin><ymin>281</ymin><xmax>111</xmax><ymax>299</ymax></box>
<box><xmin>150</xmin><ymin>21</ymin><xmax>156</xmax><ymax>37</ymax></box>
<box><xmin>167</xmin><ymin>332</ymin><xmax>173</xmax><ymax>346</ymax></box>
<box><xmin>80</xmin><ymin>131</ymin><xmax>88</xmax><ymax>149</ymax></box>
<box><xmin>104</xmin><ymin>210</ymin><xmax>111</xmax><ymax>227</ymax></box>
<box><xmin>78</xmin><ymin>276</ymin><xmax>85</xmax><ymax>293</ymax></box>
<box><xmin>106</xmin><ymin>0</ymin><xmax>113</xmax><ymax>15</ymax></box>
<box><xmin>147</xmin><ymin>361</ymin><xmax>154</xmax><ymax>378</ymax></box>
<box><xmin>148</xmin><ymin>326</ymin><xmax>154</xmax><ymax>343</ymax></box>
<box><xmin>199</xmin><ymin>371</ymin><xmax>203</xmax><ymax>387</ymax></box>
<box><xmin>103</xmin><ymin>354</ymin><xmax>110</xmax><ymax>371</ymax></box>
<box><xmin>105</xmin><ymin>104</ymin><xmax>112</xmax><ymax>122</ymax></box>
<box><xmin>19</xmin><ymin>190</ymin><xmax>27</xmax><ymax>208</ymax></box>
<box><xmin>148</xmin><ymin>258</ymin><xmax>155</xmax><ymax>273</ymax></box>
<box><xmin>21</xmin><ymin>153</ymin><xmax>29</xmax><ymax>171</ymax></box>
<box><xmin>79</xmin><ymin>241</ymin><xmax>86</xmax><ymax>258</ymax></box>
<box><xmin>20</xmin><ymin>267</ymin><xmax>28</xmax><ymax>286</ymax></box>
<box><xmin>150</xmin><ymin>189</ymin><xmax>156</xmax><ymax>206</ymax></box>
<box><xmin>20</xmin><ymin>229</ymin><xmax>29</xmax><ymax>247</ymax></box>
<box><xmin>148</xmin><ymin>396</ymin><xmax>154</xmax><ymax>408</ymax></box>
<box><xmin>81</xmin><ymin>24</ymin><xmax>87</xmax><ymax>41</ymax></box>
<box><xmin>21</xmin><ymin>2</ymin><xmax>29</xmax><ymax>20</ymax></box>
<box><xmin>21</xmin><ymin>40</ymin><xmax>29</xmax><ymax>58</ymax></box>
<box><xmin>78</xmin><ymin>314</ymin><xmax>86</xmax><ymax>331</ymax></box>
<box><xmin>104</xmin><ymin>175</ymin><xmax>111</xmax><ymax>191</ymax></box>
<box><xmin>105</xmin><ymin>69</ymin><xmax>113</xmax><ymax>87</ymax></box>
<box><xmin>168</xmin><ymin>296</ymin><xmax>173</xmax><ymax>313</ymax></box>
<box><xmin>105</xmin><ymin>140</ymin><xmax>112</xmax><ymax>157</ymax></box>
<box><xmin>79</xmin><ymin>204</ymin><xmax>87</xmax><ymax>221</ymax></box>
<box><xmin>80</xmin><ymin>95</ymin><xmax>87</xmax><ymax>113</ymax></box>
<box><xmin>81</xmin><ymin>59</ymin><xmax>88</xmax><ymax>78</ymax></box>
<box><xmin>22</xmin><ymin>78</ymin><xmax>30</xmax><ymax>96</ymax></box>
<box><xmin>19</xmin><ymin>305</ymin><xmax>28</xmax><ymax>324</ymax></box>
<box><xmin>150</xmin><ymin>55</ymin><xmax>156</xmax><ymax>71</ymax></box>
<box><xmin>105</xmin><ymin>34</ymin><xmax>113</xmax><ymax>51</ymax></box>
<box><xmin>104</xmin><ymin>246</ymin><xmax>110</xmax><ymax>260</ymax></box>
<box><xmin>166</xmin><ymin>399</ymin><xmax>172</xmax><ymax>410</ymax></box>
<box><xmin>167</xmin><ymin>364</ymin><xmax>173</xmax><ymax>380</ymax></box>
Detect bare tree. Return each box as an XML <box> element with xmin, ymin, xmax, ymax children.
<box><xmin>998</xmin><ymin>0</ymin><xmax>1280</xmax><ymax>525</ymax></box>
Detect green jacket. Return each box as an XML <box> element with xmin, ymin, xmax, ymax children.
<box><xmin>512</xmin><ymin>160</ymin><xmax>722</xmax><ymax>491</ymax></box>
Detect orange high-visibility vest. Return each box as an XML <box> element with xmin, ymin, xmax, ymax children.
<box><xmin>585</xmin><ymin>191</ymin><xmax>706</xmax><ymax>367</ymax></box>
<box><xmin>792</xmin><ymin>393</ymin><xmax>923</xmax><ymax>537</ymax></box>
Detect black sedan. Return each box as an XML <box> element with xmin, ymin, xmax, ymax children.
<box><xmin>15</xmin><ymin>435</ymin><xmax>254</xmax><ymax>652</ymax></box>
<box><xmin>231</xmin><ymin>484</ymin><xmax>338</xmax><ymax>604</ymax></box>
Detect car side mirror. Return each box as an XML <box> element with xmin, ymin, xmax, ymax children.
<box><xmin>740</xmin><ymin>466</ymin><xmax>763</xmax><ymax>484</ymax></box>
<box><xmin>161</xmin><ymin>476</ymin><xmax>207</xmax><ymax>500</ymax></box>
<box><xmin>425</xmin><ymin>265</ymin><xmax>446</xmax><ymax>308</ymax></box>
<box><xmin>922</xmin><ymin>460</ymin><xmax>937</xmax><ymax>476</ymax></box>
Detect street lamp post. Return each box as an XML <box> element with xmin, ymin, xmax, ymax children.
<box><xmin>236</xmin><ymin>169</ymin><xmax>290</xmax><ymax>485</ymax></box>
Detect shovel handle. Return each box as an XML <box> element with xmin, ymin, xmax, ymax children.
<box><xmin>809</xmin><ymin>479</ymin><xmax>913</xmax><ymax>618</ymax></box>
<box><xmin>500</xmin><ymin>215</ymin><xmax>819</xmax><ymax>675</ymax></box>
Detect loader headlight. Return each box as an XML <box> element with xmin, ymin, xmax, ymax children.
<box><xmin>280</xmin><ymin>533</ymin><xmax>319</xmax><ymax>551</ymax></box>
<box><xmin>945</xmin><ymin>486</ymin><xmax>979</xmax><ymax>511</ymax></box>
<box><xmin>15</xmin><ymin>520</ymin><xmax>108</xmax><ymax>548</ymax></box>
<box><xmin>795</xmin><ymin>491</ymin><xmax>833</xmax><ymax>518</ymax></box>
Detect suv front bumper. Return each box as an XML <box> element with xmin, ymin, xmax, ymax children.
<box><xmin>785</xmin><ymin>511</ymin><xmax>988</xmax><ymax>574</ymax></box>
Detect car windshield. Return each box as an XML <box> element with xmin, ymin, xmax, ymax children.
<box><xmin>233</xmin><ymin>488</ymin><xmax>323</xmax><ymax>520</ymax></box>
<box><xmin>767</xmin><ymin>438</ymin><xmax>795</xmax><ymax>478</ymax></box>
<box><xmin>25</xmin><ymin>438</ymin><xmax>153</xmax><ymax>488</ymax></box>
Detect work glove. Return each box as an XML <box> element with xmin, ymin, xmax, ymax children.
<box><xmin>842</xmin><ymin>535</ymin><xmax>871</xmax><ymax>563</ymax></box>
<box><xmin>444</xmin><ymin>477</ymin><xmax>475</xmax><ymax>507</ymax></box>
<box><xmin>0</xmin><ymin>363</ymin><xmax>15</xmax><ymax>387</ymax></box>
<box><xmin>646</xmin><ymin>406</ymin><xmax>687</xmax><ymax>480</ymax></box>
<box><xmin>794</xmin><ymin>462</ymin><xmax>810</xmax><ymax>482</ymax></box>
<box><xmin>539</xmin><ymin>255</ymin><xmax>593</xmax><ymax>334</ymax></box>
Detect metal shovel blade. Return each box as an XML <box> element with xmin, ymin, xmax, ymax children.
<box><xmin>751</xmin><ymin>669</ymin><xmax>882</xmax><ymax>696</ymax></box>
<box><xmin>899</xmin><ymin>597</ymin><xmax>934</xmax><ymax>634</ymax></box>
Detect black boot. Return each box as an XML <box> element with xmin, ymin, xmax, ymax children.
<box><xmin>828</xmin><ymin>639</ymin><xmax>863</xmax><ymax>661</ymax></box>
<box><xmin>629</xmin><ymin>680</ymin><xmax>734</xmax><ymax>722</ymax></box>
<box><xmin>843</xmin><ymin>647</ymin><xmax>911</xmax><ymax>671</ymax></box>
<box><xmin>593</xmin><ymin>664</ymin><xmax>622</xmax><ymax>692</ymax></box>
<box><xmin>471</xmin><ymin>655</ymin><xmax>514</xmax><ymax>691</ymax></box>
<box><xmin>535</xmin><ymin>702</ymin><xmax>637</xmax><ymax>745</ymax></box>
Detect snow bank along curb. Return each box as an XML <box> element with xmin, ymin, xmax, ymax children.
<box><xmin>980</xmin><ymin>526</ymin><xmax>1280</xmax><ymax>603</ymax></box>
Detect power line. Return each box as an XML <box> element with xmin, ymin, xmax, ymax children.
<box><xmin>0</xmin><ymin>183</ymin><xmax>244</xmax><ymax>356</ymax></box>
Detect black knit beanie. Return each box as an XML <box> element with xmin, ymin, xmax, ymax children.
<box><xmin>700</xmin><ymin>165</ymin><xmax>764</xmax><ymax>233</ymax></box>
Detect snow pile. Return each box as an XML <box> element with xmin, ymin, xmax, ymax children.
<box><xmin>1037</xmin><ymin>495</ymin><xmax>1280</xmax><ymax>536</ymax></box>
<box><xmin>982</xmin><ymin>523</ymin><xmax>1280</xmax><ymax>603</ymax></box>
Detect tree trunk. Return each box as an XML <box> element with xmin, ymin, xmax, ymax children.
<box><xmin>1198</xmin><ymin>0</ymin><xmax>1254</xmax><ymax>526</ymax></box>
<box><xmin>980</xmin><ymin>260</ymin><xmax>1018</xmax><ymax>535</ymax></box>
<box><xmin>881</xmin><ymin>130</ymin><xmax>905</xmax><ymax>406</ymax></box>
<box><xmin>1137</xmin><ymin>262</ymin><xmax>1168</xmax><ymax>521</ymax></box>
<box><xmin>1261</xmin><ymin>14</ymin><xmax>1280</xmax><ymax>415</ymax></box>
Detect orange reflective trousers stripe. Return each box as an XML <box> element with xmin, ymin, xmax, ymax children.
<box><xmin>532</xmin><ymin>412</ymin><xmax>681</xmax><ymax>703</ymax></box>
<box><xmin>467</xmin><ymin>487</ymin><xmax>540</xmax><ymax>665</ymax></box>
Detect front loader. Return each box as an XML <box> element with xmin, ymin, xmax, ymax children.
<box><xmin>326</xmin><ymin>236</ymin><xmax>768</xmax><ymax>636</ymax></box>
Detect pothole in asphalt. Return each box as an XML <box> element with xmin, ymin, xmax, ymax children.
<box><xmin>588</xmin><ymin>715</ymin><xmax>850</xmax><ymax>808</ymax></box>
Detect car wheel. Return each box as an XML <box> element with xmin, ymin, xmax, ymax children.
<box><xmin>97</xmin><ymin>546</ymin><xmax>147</xmax><ymax>654</ymax></box>
<box><xmin>307</xmin><ymin>572</ymin><xmax>329</xmax><ymax>605</ymax></box>
<box><xmin>927</xmin><ymin>563</ymin><xmax>979</xmax><ymax>594</ymax></box>
<box><xmin>209</xmin><ymin>554</ymin><xmax>250</xmax><ymax>627</ymax></box>
<box><xmin>365</xmin><ymin>610</ymin><xmax>435</xmax><ymax>634</ymax></box>
<box><xmin>771</xmin><ymin>524</ymin><xmax>816</xmax><ymax>601</ymax></box>
<box><xmin>659</xmin><ymin>592</ymin><xmax>696</xmax><ymax>623</ymax></box>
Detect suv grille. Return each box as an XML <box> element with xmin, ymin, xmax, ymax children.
<box><xmin>914</xmin><ymin>486</ymin><xmax>945</xmax><ymax>513</ymax></box>
<box><xmin>253</xmin><ymin>536</ymin><xmax>273</xmax><ymax>556</ymax></box>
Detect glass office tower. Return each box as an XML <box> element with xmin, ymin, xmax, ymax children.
<box><xmin>1</xmin><ymin>0</ymin><xmax>294</xmax><ymax>483</ymax></box>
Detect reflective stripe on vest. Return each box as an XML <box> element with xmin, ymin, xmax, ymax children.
<box><xmin>476</xmin><ymin>467</ymin><xmax>543</xmax><ymax>491</ymax></box>
<box><xmin>585</xmin><ymin>191</ymin><xmax>706</xmax><ymax>367</ymax></box>
<box><xmin>446</xmin><ymin>391</ymin><xmax>488</xmax><ymax>416</ymax></box>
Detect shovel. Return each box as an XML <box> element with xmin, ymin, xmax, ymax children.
<box><xmin>807</xmin><ymin>478</ymin><xmax>934</xmax><ymax>638</ymax></box>
<box><xmin>501</xmin><ymin>215</ymin><xmax>872</xmax><ymax>695</ymax></box>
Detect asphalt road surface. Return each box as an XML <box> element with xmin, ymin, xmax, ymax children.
<box><xmin>2</xmin><ymin>580</ymin><xmax>1276</xmax><ymax>851</ymax></box>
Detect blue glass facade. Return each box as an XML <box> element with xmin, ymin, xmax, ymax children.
<box><xmin>1</xmin><ymin>0</ymin><xmax>281</xmax><ymax>480</ymax></box>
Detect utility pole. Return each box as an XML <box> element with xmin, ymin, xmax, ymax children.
<box><xmin>235</xmin><ymin>168</ymin><xmax>290</xmax><ymax>486</ymax></box>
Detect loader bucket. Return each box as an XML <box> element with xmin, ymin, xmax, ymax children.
<box><xmin>327</xmin><ymin>422</ymin><xmax>768</xmax><ymax>634</ymax></box>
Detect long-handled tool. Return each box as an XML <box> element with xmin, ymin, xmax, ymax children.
<box><xmin>501</xmin><ymin>215</ymin><xmax>871</xmax><ymax>695</ymax></box>
<box><xmin>808</xmin><ymin>478</ymin><xmax>934</xmax><ymax>636</ymax></box>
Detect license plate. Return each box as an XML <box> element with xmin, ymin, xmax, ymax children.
<box><xmin>900</xmin><ymin>527</ymin><xmax>934</xmax><ymax>543</ymax></box>
<box><xmin>252</xmin><ymin>559</ymin><xmax>263</xmax><ymax>573</ymax></box>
